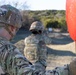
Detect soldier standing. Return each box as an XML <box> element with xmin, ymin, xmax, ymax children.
<box><xmin>24</xmin><ymin>21</ymin><xmax>52</xmax><ymax>74</ymax></box>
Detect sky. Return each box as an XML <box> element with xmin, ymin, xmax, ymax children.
<box><xmin>0</xmin><ymin>0</ymin><xmax>66</xmax><ymax>10</ymax></box>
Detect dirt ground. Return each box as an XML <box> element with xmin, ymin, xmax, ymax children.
<box><xmin>46</xmin><ymin>32</ymin><xmax>76</xmax><ymax>70</ymax></box>
<box><xmin>0</xmin><ymin>29</ymin><xmax>76</xmax><ymax>74</ymax></box>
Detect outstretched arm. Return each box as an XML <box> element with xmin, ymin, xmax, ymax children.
<box><xmin>46</xmin><ymin>65</ymin><xmax>69</xmax><ymax>75</ymax></box>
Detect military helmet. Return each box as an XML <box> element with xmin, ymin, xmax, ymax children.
<box><xmin>0</xmin><ymin>5</ymin><xmax>22</xmax><ymax>28</ymax></box>
<box><xmin>29</xmin><ymin>21</ymin><xmax>44</xmax><ymax>32</ymax></box>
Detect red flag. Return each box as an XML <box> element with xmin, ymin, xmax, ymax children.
<box><xmin>66</xmin><ymin>0</ymin><xmax>76</xmax><ymax>41</ymax></box>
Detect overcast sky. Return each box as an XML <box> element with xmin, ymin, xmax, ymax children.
<box><xmin>0</xmin><ymin>0</ymin><xmax>66</xmax><ymax>10</ymax></box>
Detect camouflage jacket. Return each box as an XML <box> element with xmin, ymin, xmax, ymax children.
<box><xmin>0</xmin><ymin>36</ymin><xmax>46</xmax><ymax>75</ymax></box>
<box><xmin>24</xmin><ymin>34</ymin><xmax>51</xmax><ymax>67</ymax></box>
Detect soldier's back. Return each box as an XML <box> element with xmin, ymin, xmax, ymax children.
<box><xmin>24</xmin><ymin>34</ymin><xmax>39</xmax><ymax>61</ymax></box>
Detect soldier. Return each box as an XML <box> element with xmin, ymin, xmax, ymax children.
<box><xmin>0</xmin><ymin>5</ymin><xmax>46</xmax><ymax>75</ymax></box>
<box><xmin>24</xmin><ymin>21</ymin><xmax>51</xmax><ymax>72</ymax></box>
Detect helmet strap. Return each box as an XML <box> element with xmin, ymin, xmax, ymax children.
<box><xmin>37</xmin><ymin>30</ymin><xmax>42</xmax><ymax>34</ymax></box>
<box><xmin>4</xmin><ymin>25</ymin><xmax>14</xmax><ymax>39</ymax></box>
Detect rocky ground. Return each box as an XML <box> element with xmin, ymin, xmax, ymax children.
<box><xmin>0</xmin><ymin>29</ymin><xmax>76</xmax><ymax>74</ymax></box>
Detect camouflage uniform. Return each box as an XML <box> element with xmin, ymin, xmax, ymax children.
<box><xmin>0</xmin><ymin>5</ymin><xmax>46</xmax><ymax>75</ymax></box>
<box><xmin>24</xmin><ymin>21</ymin><xmax>51</xmax><ymax>74</ymax></box>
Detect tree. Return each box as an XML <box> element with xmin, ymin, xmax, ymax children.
<box><xmin>0</xmin><ymin>0</ymin><xmax>29</xmax><ymax>10</ymax></box>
